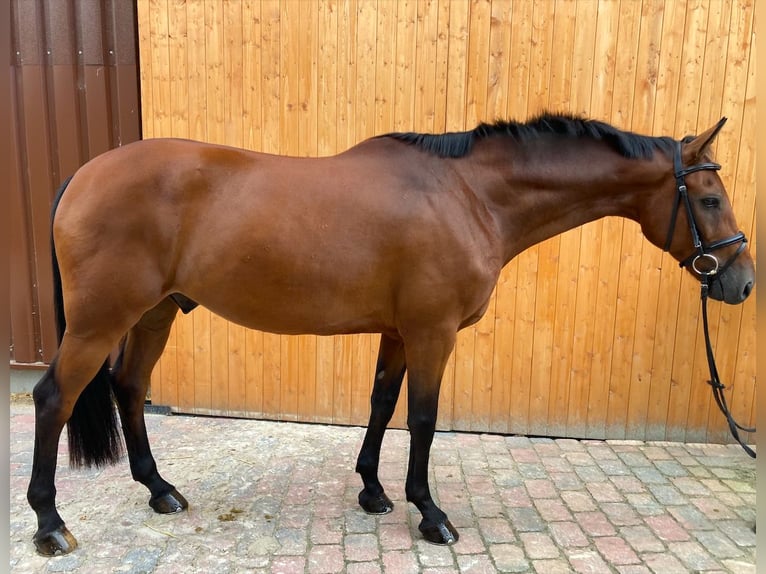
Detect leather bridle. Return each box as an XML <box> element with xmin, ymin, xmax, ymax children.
<box><xmin>664</xmin><ymin>141</ymin><xmax>748</xmax><ymax>276</ymax></box>
<box><xmin>663</xmin><ymin>141</ymin><xmax>754</xmax><ymax>458</ymax></box>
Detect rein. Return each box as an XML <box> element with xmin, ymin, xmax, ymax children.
<box><xmin>664</xmin><ymin>141</ymin><xmax>754</xmax><ymax>458</ymax></box>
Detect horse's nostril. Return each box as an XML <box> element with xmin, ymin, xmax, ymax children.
<box><xmin>742</xmin><ymin>281</ymin><xmax>753</xmax><ymax>299</ymax></box>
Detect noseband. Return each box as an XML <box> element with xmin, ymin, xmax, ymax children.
<box><xmin>663</xmin><ymin>141</ymin><xmax>754</xmax><ymax>458</ymax></box>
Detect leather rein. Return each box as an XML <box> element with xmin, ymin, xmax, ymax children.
<box><xmin>663</xmin><ymin>141</ymin><xmax>754</xmax><ymax>458</ymax></box>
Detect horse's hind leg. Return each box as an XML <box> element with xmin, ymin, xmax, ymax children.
<box><xmin>111</xmin><ymin>298</ymin><xmax>188</xmax><ymax>513</ymax></box>
<box><xmin>28</xmin><ymin>331</ymin><xmax>126</xmax><ymax>555</ymax></box>
<box><xmin>356</xmin><ymin>334</ymin><xmax>406</xmax><ymax>514</ymax></box>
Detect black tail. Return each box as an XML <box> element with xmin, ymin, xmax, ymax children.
<box><xmin>51</xmin><ymin>176</ymin><xmax>124</xmax><ymax>469</ymax></box>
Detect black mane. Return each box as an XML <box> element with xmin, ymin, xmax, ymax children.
<box><xmin>383</xmin><ymin>113</ymin><xmax>676</xmax><ymax>160</ymax></box>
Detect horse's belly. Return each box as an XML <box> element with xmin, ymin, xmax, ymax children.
<box><xmin>185</xmin><ymin>280</ymin><xmax>389</xmax><ymax>336</ymax></box>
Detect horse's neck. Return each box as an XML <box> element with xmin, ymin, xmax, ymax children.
<box><xmin>467</xmin><ymin>142</ymin><xmax>666</xmax><ymax>265</ymax></box>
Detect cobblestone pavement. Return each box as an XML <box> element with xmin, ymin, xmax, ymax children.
<box><xmin>10</xmin><ymin>395</ymin><xmax>756</xmax><ymax>573</ymax></box>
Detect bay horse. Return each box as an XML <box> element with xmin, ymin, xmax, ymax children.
<box><xmin>28</xmin><ymin>114</ymin><xmax>754</xmax><ymax>555</ymax></box>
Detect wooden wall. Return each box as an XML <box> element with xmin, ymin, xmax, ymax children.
<box><xmin>139</xmin><ymin>0</ymin><xmax>756</xmax><ymax>445</ymax></box>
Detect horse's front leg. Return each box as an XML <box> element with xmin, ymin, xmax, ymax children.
<box><xmin>402</xmin><ymin>329</ymin><xmax>459</xmax><ymax>545</ymax></box>
<box><xmin>356</xmin><ymin>334</ymin><xmax>406</xmax><ymax>514</ymax></box>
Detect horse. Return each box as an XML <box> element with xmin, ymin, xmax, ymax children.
<box><xmin>27</xmin><ymin>113</ymin><xmax>754</xmax><ymax>555</ymax></box>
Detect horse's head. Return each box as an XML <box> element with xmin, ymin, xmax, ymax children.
<box><xmin>642</xmin><ymin>118</ymin><xmax>754</xmax><ymax>304</ymax></box>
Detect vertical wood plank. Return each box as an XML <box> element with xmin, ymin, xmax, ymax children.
<box><xmin>525</xmin><ymin>0</ymin><xmax>557</xmax><ymax>437</ymax></box>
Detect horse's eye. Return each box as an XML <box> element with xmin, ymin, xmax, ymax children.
<box><xmin>701</xmin><ymin>197</ymin><xmax>721</xmax><ymax>209</ymax></box>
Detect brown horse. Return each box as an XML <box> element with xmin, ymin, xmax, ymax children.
<box><xmin>28</xmin><ymin>114</ymin><xmax>754</xmax><ymax>554</ymax></box>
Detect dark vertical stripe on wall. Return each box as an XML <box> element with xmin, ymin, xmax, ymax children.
<box><xmin>9</xmin><ymin>0</ymin><xmax>141</xmax><ymax>365</ymax></box>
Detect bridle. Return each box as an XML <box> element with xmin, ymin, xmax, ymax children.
<box><xmin>664</xmin><ymin>141</ymin><xmax>748</xmax><ymax>276</ymax></box>
<box><xmin>663</xmin><ymin>141</ymin><xmax>754</xmax><ymax>458</ymax></box>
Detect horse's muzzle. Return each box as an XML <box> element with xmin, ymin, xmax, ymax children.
<box><xmin>707</xmin><ymin>266</ymin><xmax>755</xmax><ymax>304</ymax></box>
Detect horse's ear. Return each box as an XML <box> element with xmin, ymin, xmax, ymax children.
<box><xmin>682</xmin><ymin>117</ymin><xmax>727</xmax><ymax>164</ymax></box>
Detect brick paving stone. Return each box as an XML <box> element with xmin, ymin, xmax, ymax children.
<box><xmin>616</xmin><ymin>451</ymin><xmax>653</xmax><ymax>467</ymax></box>
<box><xmin>505</xmin><ymin>506</ymin><xmax>545</xmax><ymax>532</ymax></box>
<box><xmin>642</xmin><ymin>446</ymin><xmax>673</xmax><ymax>461</ymax></box>
<box><xmin>310</xmin><ymin>517</ymin><xmax>345</xmax><ymax>545</ymax></box>
<box><xmin>699</xmin><ymin>478</ymin><xmax>729</xmax><ymax>493</ymax></box>
<box><xmin>509</xmin><ymin>448</ymin><xmax>541</xmax><ymax>464</ymax></box>
<box><xmin>691</xmin><ymin>496</ymin><xmax>740</xmax><ymax>520</ymax></box>
<box><xmin>533</xmin><ymin>498</ymin><xmax>573</xmax><ymax>522</ymax></box>
<box><xmin>641</xmin><ymin>552</ymin><xmax>689</xmax><ymax>574</ymax></box>
<box><xmin>720</xmin><ymin>559</ymin><xmax>756</xmax><ymax>573</ymax></box>
<box><xmin>346</xmin><ymin>533</ymin><xmax>380</xmax><ymax>562</ymax></box>
<box><xmin>531</xmin><ymin>558</ymin><xmax>572</xmax><ymax>573</ymax></box>
<box><xmin>668</xmin><ymin>540</ymin><xmax>721</xmax><ymax>571</ymax></box>
<box><xmin>644</xmin><ymin>514</ymin><xmax>690</xmax><ymax>542</ymax></box>
<box><xmin>587</xmin><ymin>445</ymin><xmax>620</xmax><ymax>461</ymax></box>
<box><xmin>561</xmin><ymin>490</ymin><xmax>597</xmax><ymax>513</ymax></box>
<box><xmin>692</xmin><ymin>529</ymin><xmax>745</xmax><ymax>559</ymax></box>
<box><xmin>566</xmin><ymin>549</ymin><xmax>612</xmax><ymax>574</ymax></box>
<box><xmin>516</xmin><ymin>463</ymin><xmax>547</xmax><ymax>479</ymax></box>
<box><xmin>549</xmin><ymin>521</ymin><xmax>589</xmax><ymax>548</ymax></box>
<box><xmin>271</xmin><ymin>556</ymin><xmax>307</xmax><ymax>574</ymax></box>
<box><xmin>549</xmin><ymin>471</ymin><xmax>583</xmax><ymax>491</ymax></box>
<box><xmin>653</xmin><ymin>459</ymin><xmax>688</xmax><ymax>478</ymax></box>
<box><xmin>488</xmin><ymin>543</ymin><xmax>529</xmax><ymax>573</ymax></box>
<box><xmin>646</xmin><ymin>483</ymin><xmax>686</xmax><ymax>505</ymax></box>
<box><xmin>625</xmin><ymin>493</ymin><xmax>665</xmax><ymax>516</ymax></box>
<box><xmin>274</xmin><ymin>527</ymin><xmax>308</xmax><ymax>555</ymax></box>
<box><xmin>596</xmin><ymin>458</ymin><xmax>632</xmax><ymax>476</ymax></box>
<box><xmin>416</xmin><ymin>540</ymin><xmax>455</xmax><ymax>568</ymax></box>
<box><xmin>525</xmin><ymin>479</ymin><xmax>557</xmax><ymax>499</ymax></box>
<box><xmin>307</xmin><ymin>546</ymin><xmax>344</xmax><ymax>574</ymax></box>
<box><xmin>671</xmin><ymin>475</ymin><xmax>713</xmax><ymax>496</ymax></box>
<box><xmin>347</xmin><ymin>562</ymin><xmax>383</xmax><ymax>574</ymax></box>
<box><xmin>378</xmin><ymin>523</ymin><xmax>414</xmax><ymax>550</ymax></box>
<box><xmin>519</xmin><ymin>532</ymin><xmax>560</xmax><ymax>559</ymax></box>
<box><xmin>667</xmin><ymin>504</ymin><xmax>714</xmax><ymax>531</ymax></box>
<box><xmin>721</xmin><ymin>479</ymin><xmax>755</xmax><ymax>493</ymax></box>
<box><xmin>557</xmin><ymin>438</ymin><xmax>587</xmax><ymax>452</ymax></box>
<box><xmin>382</xmin><ymin>550</ymin><xmax>420</xmax><ymax>574</ymax></box>
<box><xmin>716</xmin><ymin>520</ymin><xmax>757</xmax><ymax>547</ymax></box>
<box><xmin>586</xmin><ymin>481</ymin><xmax>623</xmax><ymax>503</ymax></box>
<box><xmin>575</xmin><ymin>465</ymin><xmax>608</xmax><ymax>484</ymax></box>
<box><xmin>565</xmin><ymin>452</ymin><xmax>596</xmax><ymax>466</ymax></box>
<box><xmin>600</xmin><ymin>502</ymin><xmax>641</xmax><ymax>526</ymax></box>
<box><xmin>594</xmin><ymin>537</ymin><xmax>641</xmax><ymax>565</ymax></box>
<box><xmin>477</xmin><ymin>517</ymin><xmax>517</xmax><ymax>544</ymax></box>
<box><xmin>610</xmin><ymin>475</ymin><xmax>647</xmax><ymax>494</ymax></box>
<box><xmin>631</xmin><ymin>466</ymin><xmax>668</xmax><ymax>484</ymax></box>
<box><xmin>457</xmin><ymin>554</ymin><xmax>498</xmax><ymax>574</ymax></box>
<box><xmin>575</xmin><ymin>510</ymin><xmax>616</xmax><ymax>537</ymax></box>
<box><xmin>9</xmin><ymin>399</ymin><xmax>755</xmax><ymax>574</ymax></box>
<box><xmin>619</xmin><ymin>525</ymin><xmax>666</xmax><ymax>553</ymax></box>
<box><xmin>501</xmin><ymin>485</ymin><xmax>533</xmax><ymax>507</ymax></box>
<box><xmin>451</xmin><ymin>527</ymin><xmax>486</xmax><ymax>555</ymax></box>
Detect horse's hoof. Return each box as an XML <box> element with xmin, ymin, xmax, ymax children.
<box><xmin>358</xmin><ymin>490</ymin><xmax>394</xmax><ymax>515</ymax></box>
<box><xmin>33</xmin><ymin>525</ymin><xmax>78</xmax><ymax>556</ymax></box>
<box><xmin>149</xmin><ymin>488</ymin><xmax>188</xmax><ymax>514</ymax></box>
<box><xmin>419</xmin><ymin>519</ymin><xmax>459</xmax><ymax>545</ymax></box>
